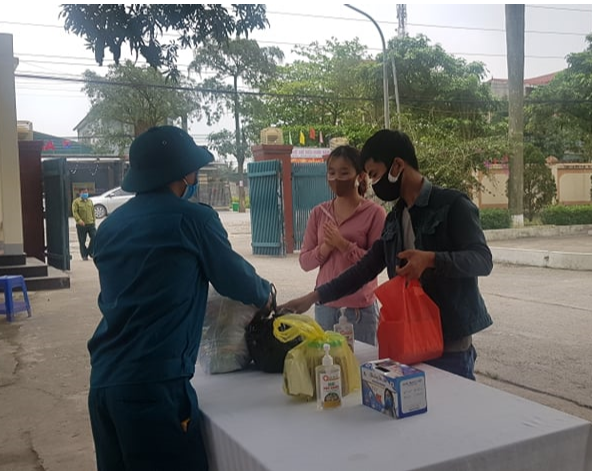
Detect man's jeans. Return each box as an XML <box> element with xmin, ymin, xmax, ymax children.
<box><xmin>314</xmin><ymin>302</ymin><xmax>379</xmax><ymax>346</ymax></box>
<box><xmin>425</xmin><ymin>344</ymin><xmax>478</xmax><ymax>381</ymax></box>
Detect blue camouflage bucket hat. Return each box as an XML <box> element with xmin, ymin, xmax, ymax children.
<box><xmin>122</xmin><ymin>126</ymin><xmax>214</xmax><ymax>193</ymax></box>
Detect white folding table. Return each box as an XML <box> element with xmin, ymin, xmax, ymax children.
<box><xmin>191</xmin><ymin>343</ymin><xmax>592</xmax><ymax>471</ymax></box>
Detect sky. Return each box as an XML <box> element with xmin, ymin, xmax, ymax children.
<box><xmin>2</xmin><ymin>3</ymin><xmax>592</xmax><ymax>145</ymax></box>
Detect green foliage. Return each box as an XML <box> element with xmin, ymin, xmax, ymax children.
<box><xmin>190</xmin><ymin>38</ymin><xmax>283</xmax><ymax>212</ymax></box>
<box><xmin>259</xmin><ymin>38</ymin><xmax>380</xmax><ymax>129</ymax></box>
<box><xmin>522</xmin><ymin>144</ymin><xmax>557</xmax><ymax>221</ymax></box>
<box><xmin>387</xmin><ymin>35</ymin><xmax>502</xmax><ymax>140</ymax></box>
<box><xmin>82</xmin><ymin>61</ymin><xmax>200</xmax><ymax>154</ymax></box>
<box><xmin>190</xmin><ymin>38</ymin><xmax>283</xmax><ymax>174</ymax></box>
<box><xmin>250</xmin><ymin>35</ymin><xmax>505</xmax><ymax>195</ymax></box>
<box><xmin>480</xmin><ymin>208</ymin><xmax>512</xmax><ymax>230</ymax></box>
<box><xmin>539</xmin><ymin>205</ymin><xmax>592</xmax><ymax>225</ymax></box>
<box><xmin>412</xmin><ymin>132</ymin><xmax>507</xmax><ymax>196</ymax></box>
<box><xmin>231</xmin><ymin>196</ymin><xmax>250</xmax><ymax>208</ymax></box>
<box><xmin>60</xmin><ymin>4</ymin><xmax>268</xmax><ymax>79</ymax></box>
<box><xmin>526</xmin><ymin>35</ymin><xmax>592</xmax><ymax>161</ymax></box>
<box><xmin>280</xmin><ymin>124</ymin><xmax>377</xmax><ymax>149</ymax></box>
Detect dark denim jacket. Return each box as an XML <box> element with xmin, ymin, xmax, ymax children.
<box><xmin>317</xmin><ymin>179</ymin><xmax>493</xmax><ymax>342</ymax></box>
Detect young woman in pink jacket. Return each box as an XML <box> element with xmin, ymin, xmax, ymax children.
<box><xmin>299</xmin><ymin>145</ymin><xmax>387</xmax><ymax>345</ymax></box>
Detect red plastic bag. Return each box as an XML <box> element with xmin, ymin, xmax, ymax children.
<box><xmin>375</xmin><ymin>276</ymin><xmax>443</xmax><ymax>365</ymax></box>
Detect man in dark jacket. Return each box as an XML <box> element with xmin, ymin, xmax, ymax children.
<box><xmin>88</xmin><ymin>126</ymin><xmax>272</xmax><ymax>471</ymax></box>
<box><xmin>281</xmin><ymin>129</ymin><xmax>493</xmax><ymax>380</ymax></box>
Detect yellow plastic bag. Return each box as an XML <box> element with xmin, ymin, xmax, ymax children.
<box><xmin>273</xmin><ymin>314</ymin><xmax>361</xmax><ymax>400</ymax></box>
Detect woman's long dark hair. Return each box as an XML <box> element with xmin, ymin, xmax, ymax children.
<box><xmin>326</xmin><ymin>145</ymin><xmax>368</xmax><ymax>196</ymax></box>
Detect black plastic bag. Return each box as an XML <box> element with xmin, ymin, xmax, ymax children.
<box><xmin>245</xmin><ymin>285</ymin><xmax>301</xmax><ymax>373</ymax></box>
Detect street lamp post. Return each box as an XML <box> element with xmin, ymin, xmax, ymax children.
<box><xmin>345</xmin><ymin>4</ymin><xmax>390</xmax><ymax>129</ymax></box>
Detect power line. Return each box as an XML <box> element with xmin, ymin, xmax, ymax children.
<box><xmin>14</xmin><ymin>53</ymin><xmax>219</xmax><ymax>75</ymax></box>
<box><xmin>1</xmin><ymin>15</ymin><xmax>591</xmax><ymax>38</ymax></box>
<box><xmin>14</xmin><ymin>71</ymin><xmax>592</xmax><ymax>106</ymax></box>
<box><xmin>0</xmin><ymin>20</ymin><xmax>63</xmax><ymax>29</ymax></box>
<box><xmin>14</xmin><ymin>72</ymin><xmax>377</xmax><ymax>103</ymax></box>
<box><xmin>264</xmin><ymin>11</ymin><xmax>591</xmax><ymax>36</ymax></box>
<box><xmin>15</xmin><ymin>48</ymin><xmax>570</xmax><ymax>64</ymax></box>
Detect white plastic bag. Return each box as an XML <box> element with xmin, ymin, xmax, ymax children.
<box><xmin>198</xmin><ymin>286</ymin><xmax>257</xmax><ymax>374</ymax></box>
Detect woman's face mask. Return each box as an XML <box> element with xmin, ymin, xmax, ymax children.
<box><xmin>328</xmin><ymin>178</ymin><xmax>357</xmax><ymax>197</ymax></box>
<box><xmin>327</xmin><ymin>156</ymin><xmax>358</xmax><ymax>197</ymax></box>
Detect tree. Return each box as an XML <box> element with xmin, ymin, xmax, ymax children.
<box><xmin>384</xmin><ymin>35</ymin><xmax>504</xmax><ymax>194</ymax></box>
<box><xmin>259</xmin><ymin>38</ymin><xmax>381</xmax><ymax>129</ymax></box>
<box><xmin>257</xmin><ymin>35</ymin><xmax>500</xmax><ymax>139</ymax></box>
<box><xmin>387</xmin><ymin>34</ymin><xmax>500</xmax><ymax>140</ymax></box>
<box><xmin>60</xmin><ymin>4</ymin><xmax>268</xmax><ymax>80</ymax></box>
<box><xmin>207</xmin><ymin>129</ymin><xmax>251</xmax><ymax>172</ymax></box>
<box><xmin>412</xmin><ymin>133</ymin><xmax>507</xmax><ymax>196</ymax></box>
<box><xmin>247</xmin><ymin>35</ymin><xmax>504</xmax><ymax>193</ymax></box>
<box><xmin>522</xmin><ymin>144</ymin><xmax>556</xmax><ymax>221</ymax></box>
<box><xmin>505</xmin><ymin>4</ymin><xmax>525</xmax><ymax>227</ymax></box>
<box><xmin>526</xmin><ymin>34</ymin><xmax>592</xmax><ymax>161</ymax></box>
<box><xmin>82</xmin><ymin>60</ymin><xmax>200</xmax><ymax>154</ymax></box>
<box><xmin>190</xmin><ymin>38</ymin><xmax>283</xmax><ymax>212</ymax></box>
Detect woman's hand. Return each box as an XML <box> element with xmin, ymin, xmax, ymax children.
<box><xmin>323</xmin><ymin>222</ymin><xmax>349</xmax><ymax>252</ymax></box>
<box><xmin>318</xmin><ymin>242</ymin><xmax>334</xmax><ymax>259</ymax></box>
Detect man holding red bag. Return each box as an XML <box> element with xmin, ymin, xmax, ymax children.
<box><xmin>281</xmin><ymin>129</ymin><xmax>493</xmax><ymax>380</ymax></box>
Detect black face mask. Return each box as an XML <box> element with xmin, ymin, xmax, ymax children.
<box><xmin>372</xmin><ymin>169</ymin><xmax>403</xmax><ymax>202</ymax></box>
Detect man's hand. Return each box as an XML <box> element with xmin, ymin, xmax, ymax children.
<box><xmin>278</xmin><ymin>291</ymin><xmax>319</xmax><ymax>314</ymax></box>
<box><xmin>323</xmin><ymin>222</ymin><xmax>349</xmax><ymax>252</ymax></box>
<box><xmin>76</xmin><ymin>220</ymin><xmax>85</xmax><ymax>226</ymax></box>
<box><xmin>396</xmin><ymin>250</ymin><xmax>436</xmax><ymax>280</ymax></box>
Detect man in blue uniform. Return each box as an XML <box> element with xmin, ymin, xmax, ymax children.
<box><xmin>88</xmin><ymin>126</ymin><xmax>272</xmax><ymax>471</ymax></box>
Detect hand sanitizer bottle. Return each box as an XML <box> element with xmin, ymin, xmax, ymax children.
<box><xmin>334</xmin><ymin>309</ymin><xmax>354</xmax><ymax>352</ymax></box>
<box><xmin>315</xmin><ymin>343</ymin><xmax>342</xmax><ymax>410</ymax></box>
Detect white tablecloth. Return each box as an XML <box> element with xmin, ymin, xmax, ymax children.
<box><xmin>191</xmin><ymin>343</ymin><xmax>592</xmax><ymax>471</ymax></box>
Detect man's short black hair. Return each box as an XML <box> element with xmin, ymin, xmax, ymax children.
<box><xmin>360</xmin><ymin>129</ymin><xmax>419</xmax><ymax>170</ymax></box>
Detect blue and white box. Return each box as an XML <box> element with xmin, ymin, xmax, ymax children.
<box><xmin>361</xmin><ymin>359</ymin><xmax>427</xmax><ymax>419</ymax></box>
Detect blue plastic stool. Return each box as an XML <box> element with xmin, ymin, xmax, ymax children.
<box><xmin>0</xmin><ymin>275</ymin><xmax>32</xmax><ymax>322</ymax></box>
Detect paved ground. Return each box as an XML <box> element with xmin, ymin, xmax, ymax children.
<box><xmin>489</xmin><ymin>233</ymin><xmax>592</xmax><ymax>253</ymax></box>
<box><xmin>0</xmin><ymin>210</ymin><xmax>591</xmax><ymax>470</ymax></box>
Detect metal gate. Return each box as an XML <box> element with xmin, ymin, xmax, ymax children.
<box><xmin>292</xmin><ymin>163</ymin><xmax>332</xmax><ymax>250</ymax></box>
<box><xmin>247</xmin><ymin>160</ymin><xmax>285</xmax><ymax>256</ymax></box>
<box><xmin>19</xmin><ymin>141</ymin><xmax>45</xmax><ymax>261</ymax></box>
<box><xmin>42</xmin><ymin>158</ymin><xmax>71</xmax><ymax>270</ymax></box>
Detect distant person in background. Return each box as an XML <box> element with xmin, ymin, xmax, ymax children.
<box><xmin>299</xmin><ymin>145</ymin><xmax>386</xmax><ymax>345</ymax></box>
<box><xmin>72</xmin><ymin>188</ymin><xmax>96</xmax><ymax>260</ymax></box>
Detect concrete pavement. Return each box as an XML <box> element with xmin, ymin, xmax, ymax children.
<box><xmin>486</xmin><ymin>224</ymin><xmax>592</xmax><ymax>270</ymax></box>
<box><xmin>0</xmin><ymin>210</ymin><xmax>591</xmax><ymax>471</ymax></box>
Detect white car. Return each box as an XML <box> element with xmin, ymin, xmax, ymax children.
<box><xmin>90</xmin><ymin>186</ymin><xmax>135</xmax><ymax>219</ymax></box>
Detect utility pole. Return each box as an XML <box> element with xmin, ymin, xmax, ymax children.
<box><xmin>344</xmin><ymin>4</ymin><xmax>390</xmax><ymax>129</ymax></box>
<box><xmin>505</xmin><ymin>4</ymin><xmax>525</xmax><ymax>227</ymax></box>
<box><xmin>397</xmin><ymin>4</ymin><xmax>407</xmax><ymax>38</ymax></box>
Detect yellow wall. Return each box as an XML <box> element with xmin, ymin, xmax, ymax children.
<box><xmin>474</xmin><ymin>163</ymin><xmax>592</xmax><ymax>209</ymax></box>
<box><xmin>477</xmin><ymin>166</ymin><xmax>509</xmax><ymax>208</ymax></box>
<box><xmin>0</xmin><ymin>33</ymin><xmax>24</xmax><ymax>254</ymax></box>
